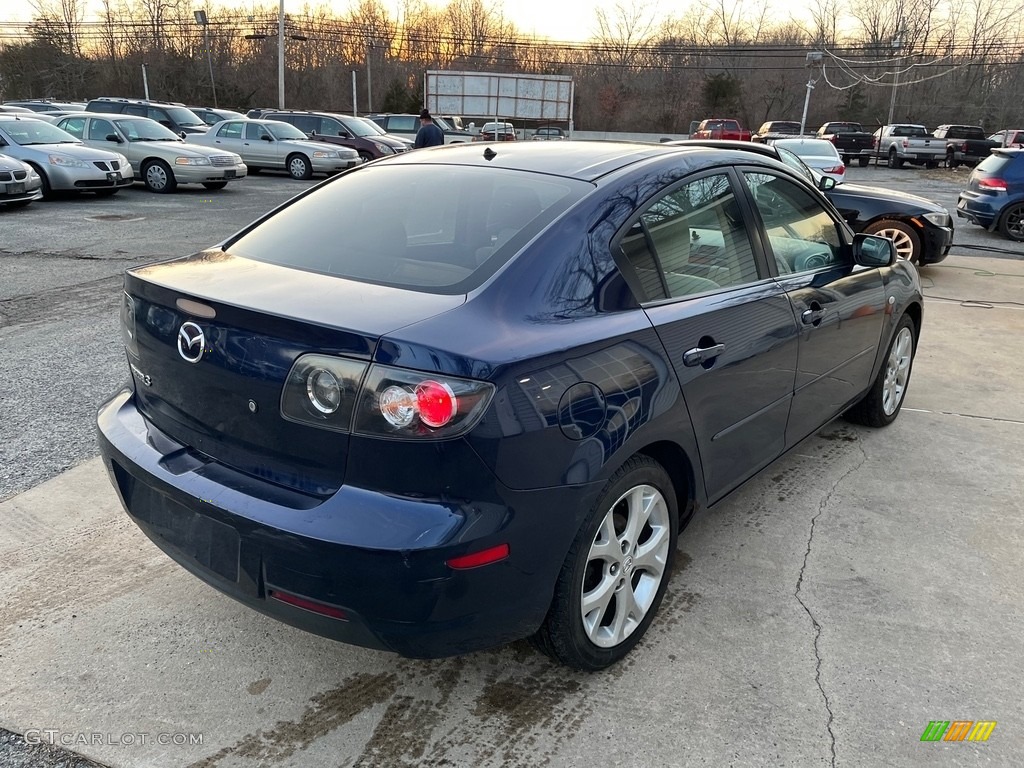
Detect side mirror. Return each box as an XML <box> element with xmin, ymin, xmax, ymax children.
<box><xmin>105</xmin><ymin>134</ymin><xmax>122</xmax><ymax>143</ymax></box>
<box><xmin>339</xmin><ymin>131</ymin><xmax>350</xmax><ymax>138</ymax></box>
<box><xmin>853</xmin><ymin>233</ymin><xmax>895</xmax><ymax>267</ymax></box>
<box><xmin>310</xmin><ymin>130</ymin><xmax>317</xmax><ymax>137</ymax></box>
<box><xmin>818</xmin><ymin>176</ymin><xmax>836</xmax><ymax>191</ymax></box>
<box><xmin>179</xmin><ymin>131</ymin><xmax>187</xmax><ymax>139</ymax></box>
<box><xmin>261</xmin><ymin>134</ymin><xmax>273</xmax><ymax>142</ymax></box>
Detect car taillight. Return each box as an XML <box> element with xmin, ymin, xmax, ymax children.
<box><xmin>829</xmin><ymin>135</ymin><xmax>838</xmax><ymax>144</ymax></box>
<box><xmin>902</xmin><ymin>139</ymin><xmax>909</xmax><ymax>149</ymax></box>
<box><xmin>824</xmin><ymin>165</ymin><xmax>845</xmax><ymax>175</ymax></box>
<box><xmin>978</xmin><ymin>177</ymin><xmax>1008</xmax><ymax>191</ymax></box>
<box><xmin>353</xmin><ymin>364</ymin><xmax>494</xmax><ymax>439</ymax></box>
<box><xmin>280</xmin><ymin>354</ymin><xmax>367</xmax><ymax>432</ymax></box>
<box><xmin>280</xmin><ymin>355</ymin><xmax>494</xmax><ymax>439</ymax></box>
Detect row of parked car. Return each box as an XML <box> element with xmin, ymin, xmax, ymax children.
<box><xmin>2</xmin><ymin>97</ymin><xmax>1020</xmax><ymax>243</ymax></box>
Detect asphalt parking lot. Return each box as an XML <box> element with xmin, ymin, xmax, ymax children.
<box><xmin>1</xmin><ymin>160</ymin><xmax>1022</xmax><ymax>767</ymax></box>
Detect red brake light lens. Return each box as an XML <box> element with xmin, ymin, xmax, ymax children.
<box><xmin>978</xmin><ymin>177</ymin><xmax>1008</xmax><ymax>191</ymax></box>
<box><xmin>415</xmin><ymin>380</ymin><xmax>457</xmax><ymax>427</ymax></box>
<box><xmin>824</xmin><ymin>165</ymin><xmax>845</xmax><ymax>175</ymax></box>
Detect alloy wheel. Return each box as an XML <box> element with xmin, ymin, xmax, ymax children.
<box><xmin>882</xmin><ymin>327</ymin><xmax>913</xmax><ymax>415</ymax></box>
<box><xmin>580</xmin><ymin>483</ymin><xmax>671</xmax><ymax>648</ymax></box>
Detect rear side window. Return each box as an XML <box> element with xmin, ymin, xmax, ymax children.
<box><xmin>227</xmin><ymin>165</ymin><xmax>588</xmax><ymax>294</ymax></box>
<box><xmin>217</xmin><ymin>122</ymin><xmax>242</xmax><ymax>139</ymax></box>
<box><xmin>61</xmin><ymin>117</ymin><xmax>86</xmax><ymax>138</ymax></box>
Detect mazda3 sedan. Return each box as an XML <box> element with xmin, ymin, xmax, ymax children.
<box><xmin>98</xmin><ymin>142</ymin><xmax>922</xmax><ymax>670</ymax></box>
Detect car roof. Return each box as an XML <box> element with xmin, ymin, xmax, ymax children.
<box><xmin>380</xmin><ymin>140</ymin><xmax>789</xmax><ymax>183</ymax></box>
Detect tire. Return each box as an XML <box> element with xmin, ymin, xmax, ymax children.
<box><xmin>358</xmin><ymin>151</ymin><xmax>374</xmax><ymax>164</ymax></box>
<box><xmin>998</xmin><ymin>203</ymin><xmax>1024</xmax><ymax>242</ymax></box>
<box><xmin>925</xmin><ymin>161</ymin><xmax>938</xmax><ymax>169</ymax></box>
<box><xmin>142</xmin><ymin>160</ymin><xmax>177</xmax><ymax>193</ymax></box>
<box><xmin>887</xmin><ymin>149</ymin><xmax>903</xmax><ymax>169</ymax></box>
<box><xmin>858</xmin><ymin>156</ymin><xmax>870</xmax><ymax>167</ymax></box>
<box><xmin>862</xmin><ymin>219</ymin><xmax>921</xmax><ymax>263</ymax></box>
<box><xmin>202</xmin><ymin>181</ymin><xmax>228</xmax><ymax>190</ymax></box>
<box><xmin>532</xmin><ymin>455</ymin><xmax>678</xmax><ymax>670</ymax></box>
<box><xmin>28</xmin><ymin>163</ymin><xmax>53</xmax><ymax>199</ymax></box>
<box><xmin>947</xmin><ymin>151</ymin><xmax>959</xmax><ymax>169</ymax></box>
<box><xmin>845</xmin><ymin>314</ymin><xmax>916</xmax><ymax>428</ymax></box>
<box><xmin>287</xmin><ymin>153</ymin><xmax>312</xmax><ymax>180</ymax></box>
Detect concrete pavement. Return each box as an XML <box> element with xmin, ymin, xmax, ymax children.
<box><xmin>0</xmin><ymin>254</ymin><xmax>1021</xmax><ymax>767</ymax></box>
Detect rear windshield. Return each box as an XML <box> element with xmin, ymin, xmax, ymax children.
<box><xmin>975</xmin><ymin>154</ymin><xmax>1011</xmax><ymax>175</ymax></box>
<box><xmin>227</xmin><ymin>164</ymin><xmax>589</xmax><ymax>294</ymax></box>
<box><xmin>892</xmin><ymin>125</ymin><xmax>927</xmax><ymax>137</ymax></box>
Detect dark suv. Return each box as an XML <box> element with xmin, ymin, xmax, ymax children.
<box><xmin>263</xmin><ymin>110</ymin><xmax>408</xmax><ymax>161</ymax></box>
<box><xmin>85</xmin><ymin>98</ymin><xmax>208</xmax><ymax>135</ymax></box>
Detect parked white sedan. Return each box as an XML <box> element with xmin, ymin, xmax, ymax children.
<box><xmin>190</xmin><ymin>119</ymin><xmax>360</xmax><ymax>179</ymax></box>
<box><xmin>56</xmin><ymin>113</ymin><xmax>246</xmax><ymax>193</ymax></box>
<box><xmin>771</xmin><ymin>138</ymin><xmax>846</xmax><ymax>183</ymax></box>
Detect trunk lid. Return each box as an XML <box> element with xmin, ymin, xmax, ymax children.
<box><xmin>123</xmin><ymin>250</ymin><xmax>464</xmax><ymax>496</ymax></box>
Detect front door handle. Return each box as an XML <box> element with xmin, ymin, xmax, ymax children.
<box><xmin>683</xmin><ymin>343</ymin><xmax>726</xmax><ymax>367</ymax></box>
<box><xmin>801</xmin><ymin>304</ymin><xmax>826</xmax><ymax>325</ymax></box>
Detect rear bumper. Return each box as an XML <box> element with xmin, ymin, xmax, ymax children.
<box><xmin>956</xmin><ymin>192</ymin><xmax>999</xmax><ymax>229</ymax></box>
<box><xmin>97</xmin><ymin>388</ymin><xmax>598</xmax><ymax>658</ymax></box>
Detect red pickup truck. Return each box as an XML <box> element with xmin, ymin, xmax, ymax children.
<box><xmin>690</xmin><ymin>118</ymin><xmax>752</xmax><ymax>141</ymax></box>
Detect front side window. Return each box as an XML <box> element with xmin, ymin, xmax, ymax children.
<box><xmin>742</xmin><ymin>172</ymin><xmax>844</xmax><ymax>274</ymax></box>
<box><xmin>88</xmin><ymin>119</ymin><xmax>116</xmax><ymax>141</ymax></box>
<box><xmin>244</xmin><ymin>122</ymin><xmax>272</xmax><ymax>141</ymax></box>
<box><xmin>618</xmin><ymin>172</ymin><xmax>762</xmax><ymax>301</ymax></box>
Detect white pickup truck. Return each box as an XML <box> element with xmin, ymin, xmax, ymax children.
<box><xmin>872</xmin><ymin>124</ymin><xmax>946</xmax><ymax>168</ymax></box>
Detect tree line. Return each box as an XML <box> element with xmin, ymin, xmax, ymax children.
<box><xmin>1</xmin><ymin>0</ymin><xmax>1022</xmax><ymax>132</ymax></box>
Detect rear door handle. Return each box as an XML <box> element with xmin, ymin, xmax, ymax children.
<box><xmin>683</xmin><ymin>343</ymin><xmax>725</xmax><ymax>367</ymax></box>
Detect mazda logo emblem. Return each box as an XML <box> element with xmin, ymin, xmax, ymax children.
<box><xmin>177</xmin><ymin>321</ymin><xmax>206</xmax><ymax>363</ymax></box>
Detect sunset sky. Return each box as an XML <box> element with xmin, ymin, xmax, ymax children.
<box><xmin>3</xmin><ymin>0</ymin><xmax>627</xmax><ymax>44</ymax></box>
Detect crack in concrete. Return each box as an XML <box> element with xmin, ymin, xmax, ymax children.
<box><xmin>794</xmin><ymin>438</ymin><xmax>868</xmax><ymax>768</ymax></box>
<box><xmin>902</xmin><ymin>407</ymin><xmax>1024</xmax><ymax>425</ymax></box>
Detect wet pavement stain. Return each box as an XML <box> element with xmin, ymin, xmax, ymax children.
<box><xmin>246</xmin><ymin>677</ymin><xmax>272</xmax><ymax>696</ymax></box>
<box><xmin>187</xmin><ymin>671</ymin><xmax>398</xmax><ymax>767</ymax></box>
<box><xmin>352</xmin><ymin>657</ymin><xmax>465</xmax><ymax>767</ymax></box>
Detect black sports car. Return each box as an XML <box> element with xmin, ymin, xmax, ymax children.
<box><xmin>679</xmin><ymin>140</ymin><xmax>953</xmax><ymax>265</ymax></box>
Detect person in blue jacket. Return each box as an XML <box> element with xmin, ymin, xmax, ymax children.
<box><xmin>414</xmin><ymin>109</ymin><xmax>445</xmax><ymax>148</ymax></box>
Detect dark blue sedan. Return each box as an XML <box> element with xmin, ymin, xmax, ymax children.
<box><xmin>97</xmin><ymin>141</ymin><xmax>923</xmax><ymax>670</ymax></box>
